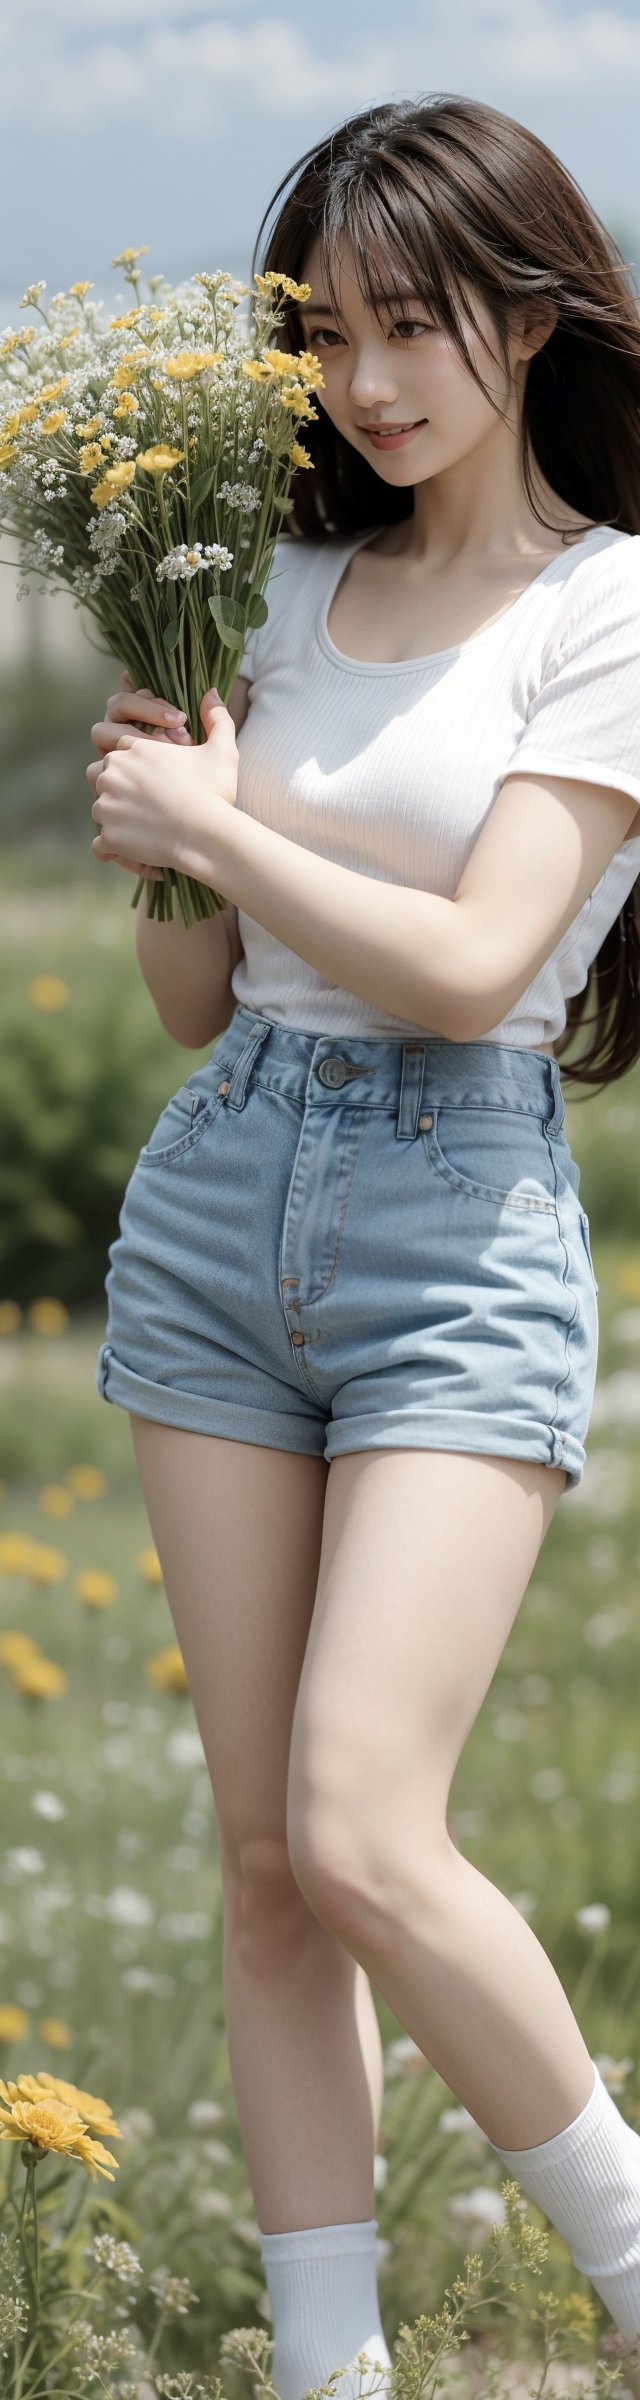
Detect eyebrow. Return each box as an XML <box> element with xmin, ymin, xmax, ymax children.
<box><xmin>298</xmin><ymin>292</ymin><xmax>425</xmax><ymax>317</ymax></box>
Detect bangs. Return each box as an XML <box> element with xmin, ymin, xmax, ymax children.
<box><xmin>314</xmin><ymin>168</ymin><xmax>493</xmax><ymax>384</ymax></box>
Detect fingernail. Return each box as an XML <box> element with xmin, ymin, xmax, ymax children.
<box><xmin>165</xmin><ymin>707</ymin><xmax>186</xmax><ymax>722</ymax></box>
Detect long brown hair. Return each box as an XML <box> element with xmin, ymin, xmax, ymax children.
<box><xmin>249</xmin><ymin>93</ymin><xmax>640</xmax><ymax>1094</ymax></box>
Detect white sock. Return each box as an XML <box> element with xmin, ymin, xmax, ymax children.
<box><xmin>489</xmin><ymin>2061</ymin><xmax>640</xmax><ymax>2339</ymax></box>
<box><xmin>259</xmin><ymin>2216</ymin><xmax>392</xmax><ymax>2400</ymax></box>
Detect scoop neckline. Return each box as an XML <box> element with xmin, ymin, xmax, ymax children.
<box><xmin>314</xmin><ymin>522</ymin><xmax>618</xmax><ymax>674</ymax></box>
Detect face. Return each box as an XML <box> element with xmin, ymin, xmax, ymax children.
<box><xmin>297</xmin><ymin>232</ymin><xmax>548</xmax><ymax>485</ymax></box>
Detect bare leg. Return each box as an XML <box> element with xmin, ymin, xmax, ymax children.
<box><xmin>287</xmin><ymin>1449</ymin><xmax>595</xmax><ymax>2151</ymax></box>
<box><xmin>128</xmin><ymin>1417</ymin><xmax>384</xmax><ymax>2230</ymax></box>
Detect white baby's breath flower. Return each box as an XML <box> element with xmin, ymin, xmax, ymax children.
<box><xmin>576</xmin><ymin>1902</ymin><xmax>611</xmax><ymax>1936</ymax></box>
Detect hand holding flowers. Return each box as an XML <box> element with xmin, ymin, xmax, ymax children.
<box><xmin>87</xmin><ymin>678</ymin><xmax>240</xmax><ymax>881</ymax></box>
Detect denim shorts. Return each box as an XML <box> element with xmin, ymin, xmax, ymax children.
<box><xmin>95</xmin><ymin>1002</ymin><xmax>600</xmax><ymax>1496</ymax></box>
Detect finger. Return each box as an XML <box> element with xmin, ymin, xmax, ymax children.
<box><xmin>104</xmin><ymin>689</ymin><xmax>187</xmax><ymax>730</ymax></box>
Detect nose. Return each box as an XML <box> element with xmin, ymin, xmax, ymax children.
<box><xmin>347</xmin><ymin>346</ymin><xmax>401</xmax><ymax>410</ymax></box>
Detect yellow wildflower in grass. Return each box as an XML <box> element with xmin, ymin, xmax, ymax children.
<box><xmin>66</xmin><ymin>1463</ymin><xmax>107</xmax><ymax>1500</ymax></box>
<box><xmin>136</xmin><ymin>1543</ymin><xmax>164</xmax><ymax>1583</ymax></box>
<box><xmin>113</xmin><ymin>391</ymin><xmax>140</xmax><ymax>416</ymax></box>
<box><xmin>0</xmin><ymin>330</ymin><xmax>35</xmax><ymax>356</ymax></box>
<box><xmin>38</xmin><ymin>1484</ymin><xmax>75</xmax><ymax>1519</ymax></box>
<box><xmin>33</xmin><ymin>2072</ymin><xmax>123</xmax><ymax>2141</ymax></box>
<box><xmin>27</xmin><ymin>1298</ymin><xmax>69</xmax><ymax>1334</ymax></box>
<box><xmin>39</xmin><ymin>2018</ymin><xmax>73</xmax><ymax>2049</ymax></box>
<box><xmin>59</xmin><ymin>329</ymin><xmax>80</xmax><ymax>349</ymax></box>
<box><xmin>0</xmin><ymin>1531</ymin><xmax>37</xmax><ymax>1572</ymax></box>
<box><xmin>28</xmin><ymin>973</ymin><xmax>70</xmax><ymax>1009</ymax></box>
<box><xmin>617</xmin><ymin>1260</ymin><xmax>640</xmax><ymax>1298</ymax></box>
<box><xmin>290</xmin><ymin>442</ymin><xmax>313</xmax><ymax>469</ymax></box>
<box><xmin>0</xmin><ymin>1301</ymin><xmax>22</xmax><ymax>1336</ymax></box>
<box><xmin>136</xmin><ymin>443</ymin><xmax>184</xmax><ymax>475</ymax></box>
<box><xmin>28</xmin><ymin>1544</ymin><xmax>69</xmax><ymax>1585</ymax></box>
<box><xmin>111</xmin><ymin>246</ymin><xmax>149</xmax><ymax>266</ymax></box>
<box><xmin>0</xmin><ymin>444</ymin><xmax>17</xmax><ymax>469</ymax></box>
<box><xmin>79</xmin><ymin>443</ymin><xmax>103</xmax><ymax>473</ymax></box>
<box><xmin>91</xmin><ymin>461</ymin><xmax>137</xmax><ymax>506</ymax></box>
<box><xmin>76</xmin><ymin>416</ymin><xmax>101</xmax><ymax>438</ymax></box>
<box><xmin>73</xmin><ymin>1568</ymin><xmax>118</xmax><ymax>1608</ymax></box>
<box><xmin>164</xmin><ymin>349</ymin><xmax>223</xmax><ymax>380</ymax></box>
<box><xmin>40</xmin><ymin>410</ymin><xmax>68</xmax><ymax>435</ymax></box>
<box><xmin>254</xmin><ymin>272</ymin><xmax>313</xmax><ymax>304</ymax></box>
<box><xmin>0</xmin><ymin>2005</ymin><xmax>30</xmax><ymax>2042</ymax></box>
<box><xmin>241</xmin><ymin>358</ymin><xmax>275</xmax><ymax>382</ymax></box>
<box><xmin>0</xmin><ymin>2091</ymin><xmax>118</xmax><ymax>2180</ymax></box>
<box><xmin>11</xmin><ymin>1654</ymin><xmax>69</xmax><ymax>1699</ymax></box>
<box><xmin>110</xmin><ymin>309</ymin><xmax>143</xmax><ymax>328</ymax></box>
<box><xmin>112</xmin><ymin>351</ymin><xmax>149</xmax><ymax>387</ymax></box>
<box><xmin>68</xmin><ymin>281</ymin><xmax>94</xmax><ymax>298</ymax></box>
<box><xmin>145</xmin><ymin>1642</ymin><xmax>189</xmax><ymax>1693</ymax></box>
<box><xmin>0</xmin><ymin>1634</ymin><xmax>42</xmax><ymax>1667</ymax></box>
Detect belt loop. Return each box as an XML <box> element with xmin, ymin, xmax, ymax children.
<box><xmin>397</xmin><ymin>1041</ymin><xmax>426</xmax><ymax>1141</ymax></box>
<box><xmin>545</xmin><ymin>1059</ymin><xmax>565</xmax><ymax>1138</ymax></box>
<box><xmin>219</xmin><ymin>1015</ymin><xmax>272</xmax><ymax>1110</ymax></box>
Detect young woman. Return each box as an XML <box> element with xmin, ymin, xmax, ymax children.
<box><xmin>89</xmin><ymin>93</ymin><xmax>640</xmax><ymax>2400</ymax></box>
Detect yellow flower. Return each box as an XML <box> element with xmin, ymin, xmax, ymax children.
<box><xmin>38</xmin><ymin>1484</ymin><xmax>74</xmax><ymax>1519</ymax></box>
<box><xmin>136</xmin><ymin>1543</ymin><xmax>164</xmax><ymax>1583</ymax></box>
<box><xmin>0</xmin><ymin>1531</ymin><xmax>37</xmax><ymax>1572</ymax></box>
<box><xmin>40</xmin><ymin>409</ymin><xmax>68</xmax><ymax>435</ymax></box>
<box><xmin>241</xmin><ymin>358</ymin><xmax>275</xmax><ymax>382</ymax></box>
<box><xmin>112</xmin><ymin>351</ymin><xmax>149</xmax><ymax>387</ymax></box>
<box><xmin>289</xmin><ymin>442</ymin><xmax>313</xmax><ymax>469</ymax></box>
<box><xmin>28</xmin><ymin>972</ymin><xmax>70</xmax><ymax>1009</ymax></box>
<box><xmin>164</xmin><ymin>349</ymin><xmax>223</xmax><ymax>379</ymax></box>
<box><xmin>110</xmin><ymin>309</ymin><xmax>143</xmax><ymax>329</ymax></box>
<box><xmin>39</xmin><ymin>2018</ymin><xmax>73</xmax><ymax>2049</ymax></box>
<box><xmin>100</xmin><ymin>435</ymin><xmax>114</xmax><ymax>449</ymax></box>
<box><xmin>280</xmin><ymin>390</ymin><xmax>318</xmax><ymax>421</ymax></box>
<box><xmin>260</xmin><ymin>349</ymin><xmax>323</xmax><ymax>390</ymax></box>
<box><xmin>145</xmin><ymin>1642</ymin><xmax>189</xmax><ymax>1693</ymax></box>
<box><xmin>37</xmin><ymin>379</ymin><xmax>68</xmax><ymax>404</ymax></box>
<box><xmin>0</xmin><ymin>1634</ymin><xmax>42</xmax><ymax>1668</ymax></box>
<box><xmin>135</xmin><ymin>443</ymin><xmax>184</xmax><ymax>474</ymax></box>
<box><xmin>73</xmin><ymin>1568</ymin><xmax>118</xmax><ymax>1608</ymax></box>
<box><xmin>111</xmin><ymin>246</ymin><xmax>149</xmax><ymax>266</ymax></box>
<box><xmin>34</xmin><ymin>2072</ymin><xmax>123</xmax><ymax>2142</ymax></box>
<box><xmin>254</xmin><ymin>272</ymin><xmax>313</xmax><ymax>303</ymax></box>
<box><xmin>76</xmin><ymin>416</ymin><xmax>101</xmax><ymax>437</ymax></box>
<box><xmin>0</xmin><ymin>444</ymin><xmax>17</xmax><ymax>468</ymax></box>
<box><xmin>295</xmin><ymin>350</ymin><xmax>325</xmax><ymax>389</ymax></box>
<box><xmin>0</xmin><ymin>331</ymin><xmax>34</xmax><ymax>357</ymax></box>
<box><xmin>66</xmin><ymin>1464</ymin><xmax>107</xmax><ymax>1500</ymax></box>
<box><xmin>0</xmin><ymin>1302</ymin><xmax>21</xmax><ymax>1336</ymax></box>
<box><xmin>2</xmin><ymin>411</ymin><xmax>22</xmax><ymax>437</ymax></box>
<box><xmin>0</xmin><ymin>2093</ymin><xmax>118</xmax><ymax>2179</ymax></box>
<box><xmin>27</xmin><ymin>1297</ymin><xmax>69</xmax><ymax>1334</ymax></box>
<box><xmin>28</xmin><ymin>1544</ymin><xmax>69</xmax><ymax>1585</ymax></box>
<box><xmin>91</xmin><ymin>461</ymin><xmax>136</xmax><ymax>506</ymax></box>
<box><xmin>68</xmin><ymin>281</ymin><xmax>94</xmax><ymax>298</ymax></box>
<box><xmin>113</xmin><ymin>392</ymin><xmax>140</xmax><ymax>416</ymax></box>
<box><xmin>59</xmin><ymin>329</ymin><xmax>80</xmax><ymax>349</ymax></box>
<box><xmin>11</xmin><ymin>1655</ymin><xmax>68</xmax><ymax>1698</ymax></box>
<box><xmin>79</xmin><ymin>443</ymin><xmax>103</xmax><ymax>473</ymax></box>
<box><xmin>0</xmin><ymin>2006</ymin><xmax>30</xmax><ymax>2042</ymax></box>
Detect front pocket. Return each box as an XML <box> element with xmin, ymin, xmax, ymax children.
<box><xmin>138</xmin><ymin>1082</ymin><xmax>221</xmax><ymax>1168</ymax></box>
<box><xmin>421</xmin><ymin>1104</ymin><xmax>558</xmax><ymax>1213</ymax></box>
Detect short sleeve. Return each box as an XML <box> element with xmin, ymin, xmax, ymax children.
<box><xmin>501</xmin><ymin>539</ymin><xmax>640</xmax><ymax>811</ymax></box>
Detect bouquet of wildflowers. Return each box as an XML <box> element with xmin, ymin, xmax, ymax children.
<box><xmin>0</xmin><ymin>245</ymin><xmax>323</xmax><ymax>926</ymax></box>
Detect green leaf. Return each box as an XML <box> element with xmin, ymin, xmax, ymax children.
<box><xmin>190</xmin><ymin>465</ymin><xmax>218</xmax><ymax>509</ymax></box>
<box><xmin>207</xmin><ymin>595</ymin><xmax>246</xmax><ymax>648</ymax></box>
<box><xmin>163</xmin><ymin>618</ymin><xmax>181</xmax><ymax>653</ymax></box>
<box><xmin>164</xmin><ymin>580</ymin><xmax>178</xmax><ymax>619</ymax></box>
<box><xmin>245</xmin><ymin>590</ymin><xmax>269</xmax><ymax>630</ymax></box>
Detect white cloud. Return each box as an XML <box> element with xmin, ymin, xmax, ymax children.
<box><xmin>3</xmin><ymin>2</ymin><xmax>640</xmax><ymax>130</ymax></box>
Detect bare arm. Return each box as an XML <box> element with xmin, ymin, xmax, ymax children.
<box><xmin>89</xmin><ymin>670</ymin><xmax>250</xmax><ymax>1047</ymax></box>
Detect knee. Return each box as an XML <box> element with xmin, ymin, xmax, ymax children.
<box><xmin>287</xmin><ymin>1754</ymin><xmax>458</xmax><ymax>1955</ymax></box>
<box><xmin>221</xmin><ymin>1829</ymin><xmax>315</xmax><ymax>1972</ymax></box>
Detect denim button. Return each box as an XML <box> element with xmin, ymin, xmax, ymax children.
<box><xmin>318</xmin><ymin>1056</ymin><xmax>348</xmax><ymax>1087</ymax></box>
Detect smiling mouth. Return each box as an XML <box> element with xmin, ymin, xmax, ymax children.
<box><xmin>360</xmin><ymin>418</ymin><xmax>427</xmax><ymax>433</ymax></box>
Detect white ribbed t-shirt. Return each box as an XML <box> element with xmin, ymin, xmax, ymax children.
<box><xmin>233</xmin><ymin>522</ymin><xmax>640</xmax><ymax>1046</ymax></box>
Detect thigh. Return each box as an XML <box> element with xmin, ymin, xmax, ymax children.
<box><xmin>129</xmin><ymin>1416</ymin><xmax>329</xmax><ymax>1874</ymax></box>
<box><xmin>288</xmin><ymin>1448</ymin><xmax>565</xmax><ymax>1839</ymax></box>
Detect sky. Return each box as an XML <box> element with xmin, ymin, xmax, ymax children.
<box><xmin>2</xmin><ymin>0</ymin><xmax>640</xmax><ymax>326</ymax></box>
